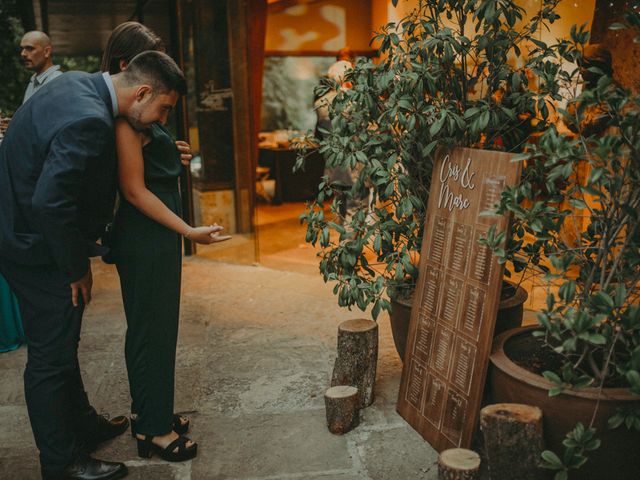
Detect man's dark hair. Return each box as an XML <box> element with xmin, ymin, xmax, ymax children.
<box><xmin>122</xmin><ymin>50</ymin><xmax>186</xmax><ymax>96</ymax></box>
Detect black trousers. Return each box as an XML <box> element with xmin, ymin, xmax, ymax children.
<box><xmin>0</xmin><ymin>258</ymin><xmax>100</xmax><ymax>474</ymax></box>
<box><xmin>113</xmin><ymin>193</ymin><xmax>181</xmax><ymax>436</ymax></box>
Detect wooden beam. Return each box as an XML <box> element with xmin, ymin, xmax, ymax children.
<box><xmin>19</xmin><ymin>1</ymin><xmax>37</xmax><ymax>31</ymax></box>
<box><xmin>40</xmin><ymin>0</ymin><xmax>49</xmax><ymax>33</ymax></box>
<box><xmin>129</xmin><ymin>0</ymin><xmax>151</xmax><ymax>22</ymax></box>
<box><xmin>169</xmin><ymin>0</ymin><xmax>195</xmax><ymax>256</ymax></box>
<box><xmin>227</xmin><ymin>0</ymin><xmax>266</xmax><ymax>234</ymax></box>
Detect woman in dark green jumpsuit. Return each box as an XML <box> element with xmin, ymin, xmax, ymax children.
<box><xmin>103</xmin><ymin>22</ymin><xmax>230</xmax><ymax>462</ymax></box>
<box><xmin>112</xmin><ymin>122</ymin><xmax>186</xmax><ymax>451</ymax></box>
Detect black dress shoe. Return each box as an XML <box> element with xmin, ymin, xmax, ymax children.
<box><xmin>42</xmin><ymin>455</ymin><xmax>127</xmax><ymax>480</ymax></box>
<box><xmin>82</xmin><ymin>415</ymin><xmax>130</xmax><ymax>453</ymax></box>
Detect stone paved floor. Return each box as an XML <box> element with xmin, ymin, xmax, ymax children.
<box><xmin>0</xmin><ymin>257</ymin><xmax>439</xmax><ymax>480</ymax></box>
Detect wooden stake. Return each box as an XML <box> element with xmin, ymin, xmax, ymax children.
<box><xmin>324</xmin><ymin>385</ymin><xmax>359</xmax><ymax>435</ymax></box>
<box><xmin>438</xmin><ymin>448</ymin><xmax>481</xmax><ymax>480</ymax></box>
<box><xmin>331</xmin><ymin>319</ymin><xmax>378</xmax><ymax>407</ymax></box>
<box><xmin>480</xmin><ymin>403</ymin><xmax>545</xmax><ymax>480</ymax></box>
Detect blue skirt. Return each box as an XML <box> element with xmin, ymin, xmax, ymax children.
<box><xmin>0</xmin><ymin>273</ymin><xmax>25</xmax><ymax>352</ymax></box>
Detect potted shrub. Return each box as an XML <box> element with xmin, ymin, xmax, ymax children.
<box><xmin>485</xmin><ymin>11</ymin><xmax>640</xmax><ymax>479</ymax></box>
<box><xmin>297</xmin><ymin>0</ymin><xmax>562</xmax><ymax>357</ymax></box>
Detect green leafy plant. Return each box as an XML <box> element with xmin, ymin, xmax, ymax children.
<box><xmin>0</xmin><ymin>0</ymin><xmax>30</xmax><ymax>116</ymax></box>
<box><xmin>541</xmin><ymin>423</ymin><xmax>601</xmax><ymax>480</ymax></box>
<box><xmin>53</xmin><ymin>54</ymin><xmax>101</xmax><ymax>74</ymax></box>
<box><xmin>296</xmin><ymin>0</ymin><xmax>563</xmax><ymax>318</ymax></box>
<box><xmin>485</xmin><ymin>9</ymin><xmax>640</xmax><ymax>478</ymax></box>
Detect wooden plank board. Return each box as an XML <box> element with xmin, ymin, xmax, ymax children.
<box><xmin>397</xmin><ymin>147</ymin><xmax>521</xmax><ymax>451</ymax></box>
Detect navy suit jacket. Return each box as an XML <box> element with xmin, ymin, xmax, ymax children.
<box><xmin>0</xmin><ymin>71</ymin><xmax>117</xmax><ymax>282</ymax></box>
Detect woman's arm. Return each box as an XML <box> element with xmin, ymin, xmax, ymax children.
<box><xmin>115</xmin><ymin>119</ymin><xmax>230</xmax><ymax>244</ymax></box>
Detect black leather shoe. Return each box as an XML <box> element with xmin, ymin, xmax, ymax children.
<box><xmin>42</xmin><ymin>455</ymin><xmax>128</xmax><ymax>480</ymax></box>
<box><xmin>82</xmin><ymin>415</ymin><xmax>130</xmax><ymax>453</ymax></box>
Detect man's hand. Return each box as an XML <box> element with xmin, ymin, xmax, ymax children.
<box><xmin>175</xmin><ymin>140</ymin><xmax>193</xmax><ymax>166</ymax></box>
<box><xmin>185</xmin><ymin>224</ymin><xmax>232</xmax><ymax>245</ymax></box>
<box><xmin>70</xmin><ymin>266</ymin><xmax>92</xmax><ymax>307</ymax></box>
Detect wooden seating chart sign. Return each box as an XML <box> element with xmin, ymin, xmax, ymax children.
<box><xmin>397</xmin><ymin>147</ymin><xmax>521</xmax><ymax>451</ymax></box>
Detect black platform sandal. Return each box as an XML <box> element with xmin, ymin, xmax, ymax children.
<box><xmin>131</xmin><ymin>414</ymin><xmax>190</xmax><ymax>437</ymax></box>
<box><xmin>137</xmin><ymin>434</ymin><xmax>198</xmax><ymax>462</ymax></box>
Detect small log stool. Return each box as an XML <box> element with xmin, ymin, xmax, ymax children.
<box><xmin>324</xmin><ymin>385</ymin><xmax>359</xmax><ymax>434</ymax></box>
<box><xmin>438</xmin><ymin>448</ymin><xmax>481</xmax><ymax>480</ymax></box>
<box><xmin>480</xmin><ymin>403</ymin><xmax>545</xmax><ymax>480</ymax></box>
<box><xmin>331</xmin><ymin>319</ymin><xmax>378</xmax><ymax>407</ymax></box>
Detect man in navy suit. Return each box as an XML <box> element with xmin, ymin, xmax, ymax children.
<box><xmin>0</xmin><ymin>50</ymin><xmax>186</xmax><ymax>480</ymax></box>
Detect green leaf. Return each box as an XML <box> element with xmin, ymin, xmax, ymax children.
<box><xmin>541</xmin><ymin>450</ymin><xmax>564</xmax><ymax>469</ymax></box>
<box><xmin>587</xmin><ymin>334</ymin><xmax>606</xmax><ymax>346</ymax></box>
<box><xmin>585</xmin><ymin>438</ymin><xmax>601</xmax><ymax>451</ymax></box>
<box><xmin>530</xmin><ymin>219</ymin><xmax>543</xmax><ymax>233</ymax></box>
<box><xmin>373</xmin><ymin>234</ymin><xmax>382</xmax><ymax>252</ymax></box>
<box><xmin>549</xmin><ymin>387</ymin><xmax>564</xmax><ymax>397</ymax></box>
<box><xmin>429</xmin><ymin>113</ymin><xmax>446</xmax><ymax>136</ymax></box>
<box><xmin>588</xmin><ymin>168</ymin><xmax>604</xmax><ymax>185</ymax></box>
<box><xmin>568</xmin><ymin>198</ymin><xmax>587</xmax><ymax>209</ymax></box>
<box><xmin>355</xmin><ymin>151</ymin><xmax>367</xmax><ymax>163</ymax></box>
<box><xmin>478</xmin><ymin>110</ymin><xmax>490</xmax><ymax>131</ymax></box>
<box><xmin>627</xmin><ymin>370</ymin><xmax>640</xmax><ymax>388</ymax></box>
<box><xmin>615</xmin><ymin>284</ymin><xmax>627</xmax><ymax>307</ymax></box>
<box><xmin>511</xmin><ymin>152</ymin><xmax>531</xmax><ymax>162</ymax></box>
<box><xmin>543</xmin><ymin>371</ymin><xmax>562</xmax><ymax>385</ymax></box>
<box><xmin>609</xmin><ymin>22</ymin><xmax>626</xmax><ymax>30</ymax></box>
<box><xmin>555</xmin><ymin>471</ymin><xmax>568</xmax><ymax>480</ymax></box>
<box><xmin>593</xmin><ymin>291</ymin><xmax>614</xmax><ymax>309</ymax></box>
<box><xmin>422</xmin><ymin>140</ymin><xmax>438</xmax><ymax>157</ymax></box>
<box><xmin>559</xmin><ymin>281</ymin><xmax>576</xmax><ymax>302</ymax></box>
<box><xmin>372</xmin><ymin>299</ymin><xmax>382</xmax><ymax>320</ymax></box>
<box><xmin>531</xmin><ymin>38</ymin><xmax>548</xmax><ymax>49</ymax></box>
<box><xmin>321</xmin><ymin>227</ymin><xmax>330</xmax><ymax>246</ymax></box>
<box><xmin>464</xmin><ymin>107</ymin><xmax>479</xmax><ymax>120</ymax></box>
<box><xmin>608</xmin><ymin>413</ymin><xmax>625</xmax><ymax>430</ymax></box>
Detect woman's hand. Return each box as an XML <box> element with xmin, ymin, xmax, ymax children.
<box><xmin>175</xmin><ymin>140</ymin><xmax>193</xmax><ymax>166</ymax></box>
<box><xmin>185</xmin><ymin>224</ymin><xmax>232</xmax><ymax>245</ymax></box>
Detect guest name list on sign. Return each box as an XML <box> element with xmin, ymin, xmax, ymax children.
<box><xmin>397</xmin><ymin>147</ymin><xmax>520</xmax><ymax>451</ymax></box>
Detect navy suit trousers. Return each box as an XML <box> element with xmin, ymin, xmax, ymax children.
<box><xmin>0</xmin><ymin>258</ymin><xmax>99</xmax><ymax>474</ymax></box>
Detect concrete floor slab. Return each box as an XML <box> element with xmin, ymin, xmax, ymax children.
<box><xmin>356</xmin><ymin>427</ymin><xmax>439</xmax><ymax>480</ymax></box>
<box><xmin>0</xmin><ymin>258</ymin><xmax>441</xmax><ymax>479</ymax></box>
<box><xmin>0</xmin><ymin>450</ymin><xmax>41</xmax><ymax>480</ymax></box>
<box><xmin>189</xmin><ymin>411</ymin><xmax>353</xmax><ymax>479</ymax></box>
<box><xmin>0</xmin><ymin>407</ymin><xmax>35</xmax><ymax>450</ymax></box>
<box><xmin>124</xmin><ymin>464</ymin><xmax>180</xmax><ymax>480</ymax></box>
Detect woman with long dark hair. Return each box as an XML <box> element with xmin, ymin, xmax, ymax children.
<box><xmin>102</xmin><ymin>21</ymin><xmax>230</xmax><ymax>462</ymax></box>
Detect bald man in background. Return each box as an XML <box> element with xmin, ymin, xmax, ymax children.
<box><xmin>21</xmin><ymin>30</ymin><xmax>63</xmax><ymax>103</ymax></box>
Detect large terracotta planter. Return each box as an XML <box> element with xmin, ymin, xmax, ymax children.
<box><xmin>389</xmin><ymin>281</ymin><xmax>528</xmax><ymax>362</ymax></box>
<box><xmin>494</xmin><ymin>280</ymin><xmax>529</xmax><ymax>336</ymax></box>
<box><xmin>489</xmin><ymin>326</ymin><xmax>640</xmax><ymax>480</ymax></box>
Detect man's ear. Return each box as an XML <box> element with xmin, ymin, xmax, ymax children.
<box><xmin>135</xmin><ymin>85</ymin><xmax>153</xmax><ymax>101</ymax></box>
<box><xmin>44</xmin><ymin>45</ymin><xmax>52</xmax><ymax>58</ymax></box>
<box><xmin>119</xmin><ymin>59</ymin><xmax>128</xmax><ymax>71</ymax></box>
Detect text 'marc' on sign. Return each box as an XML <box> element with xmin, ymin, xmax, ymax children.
<box><xmin>396</xmin><ymin>147</ymin><xmax>521</xmax><ymax>452</ymax></box>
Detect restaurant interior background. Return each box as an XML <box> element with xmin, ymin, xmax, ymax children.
<box><xmin>23</xmin><ymin>0</ymin><xmax>637</xmax><ymax>275</ymax></box>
